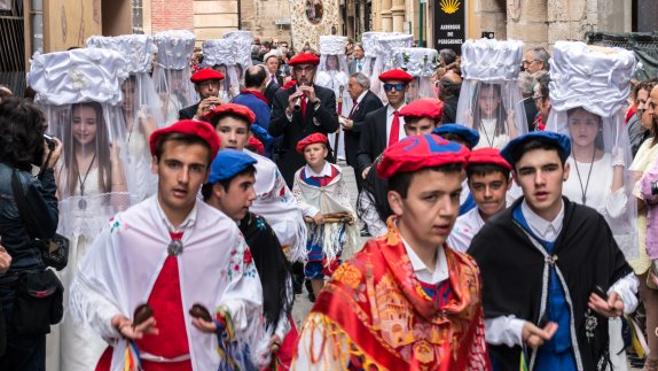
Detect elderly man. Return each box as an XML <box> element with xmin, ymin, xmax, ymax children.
<box><xmin>522</xmin><ymin>47</ymin><xmax>550</xmax><ymax>74</ymax></box>
<box><xmin>178</xmin><ymin>68</ymin><xmax>225</xmax><ymax>120</ymax></box>
<box><xmin>341</xmin><ymin>72</ymin><xmax>383</xmax><ymax>189</ymax></box>
<box><xmin>268</xmin><ymin>52</ymin><xmax>339</xmax><ymax>187</ymax></box>
<box><xmin>263</xmin><ymin>51</ymin><xmax>282</xmax><ymax>105</ymax></box>
<box><xmin>348</xmin><ymin>43</ymin><xmax>365</xmax><ymax>74</ymax></box>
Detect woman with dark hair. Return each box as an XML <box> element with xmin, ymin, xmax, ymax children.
<box><xmin>53</xmin><ymin>101</ymin><xmax>128</xmax><ymax>371</ymax></box>
<box><xmin>470</xmin><ymin>82</ymin><xmax>517</xmax><ymax>148</ymax></box>
<box><xmin>0</xmin><ymin>97</ymin><xmax>62</xmax><ymax>370</ymax></box>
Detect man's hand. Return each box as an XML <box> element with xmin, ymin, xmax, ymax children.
<box><xmin>299</xmin><ymin>85</ymin><xmax>318</xmax><ymax>104</ymax></box>
<box><xmin>270</xmin><ymin>335</ymin><xmax>282</xmax><ymax>354</ymax></box>
<box><xmin>111</xmin><ymin>314</ymin><xmax>159</xmax><ymax>340</ymax></box>
<box><xmin>361</xmin><ymin>166</ymin><xmax>371</xmax><ymax>180</ymax></box>
<box><xmin>522</xmin><ymin>321</ymin><xmax>558</xmax><ymax>349</ymax></box>
<box><xmin>0</xmin><ymin>245</ymin><xmax>11</xmax><ymax>275</ymax></box>
<box><xmin>287</xmin><ymin>91</ymin><xmax>305</xmax><ymax>114</ymax></box>
<box><xmin>340</xmin><ymin>116</ymin><xmax>353</xmax><ymax>130</ymax></box>
<box><xmin>195</xmin><ymin>97</ymin><xmax>223</xmax><ymax>119</ymax></box>
<box><xmin>588</xmin><ymin>291</ymin><xmax>624</xmax><ymax>317</ymax></box>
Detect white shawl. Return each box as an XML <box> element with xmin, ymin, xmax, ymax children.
<box><xmin>69</xmin><ymin>196</ymin><xmax>265</xmax><ymax>370</ymax></box>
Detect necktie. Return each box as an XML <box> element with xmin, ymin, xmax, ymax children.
<box><xmin>300</xmin><ymin>96</ymin><xmax>308</xmax><ymax>119</ymax></box>
<box><xmin>389</xmin><ymin>110</ymin><xmax>400</xmax><ymax>146</ymax></box>
<box><xmin>348</xmin><ymin>99</ymin><xmax>359</xmax><ymax>118</ymax></box>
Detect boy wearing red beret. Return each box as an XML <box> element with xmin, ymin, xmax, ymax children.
<box><xmin>294</xmin><ymin>134</ymin><xmax>490</xmax><ymax>370</ymax></box>
<box><xmin>291</xmin><ymin>133</ymin><xmax>359</xmax><ymax>300</ymax></box>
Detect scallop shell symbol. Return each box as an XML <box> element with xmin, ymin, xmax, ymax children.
<box><xmin>440</xmin><ymin>0</ymin><xmax>461</xmax><ymax>14</ymax></box>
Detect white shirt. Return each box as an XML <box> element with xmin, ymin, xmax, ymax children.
<box><xmin>401</xmin><ymin>237</ymin><xmax>449</xmax><ymax>284</ymax></box>
<box><xmin>386</xmin><ymin>104</ymin><xmax>406</xmax><ymax>145</ymax></box>
<box><xmin>448</xmin><ymin>207</ymin><xmax>486</xmax><ymax>253</ymax></box>
<box><xmin>521</xmin><ymin>198</ymin><xmax>564</xmax><ymax>243</ymax></box>
<box><xmin>475</xmin><ymin>118</ymin><xmax>510</xmax><ymax>150</ymax></box>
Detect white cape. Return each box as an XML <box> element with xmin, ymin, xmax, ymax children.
<box><xmin>69</xmin><ymin>197</ymin><xmax>264</xmax><ymax>370</ymax></box>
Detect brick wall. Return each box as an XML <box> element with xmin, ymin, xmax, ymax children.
<box><xmin>150</xmin><ymin>0</ymin><xmax>194</xmax><ymax>32</ymax></box>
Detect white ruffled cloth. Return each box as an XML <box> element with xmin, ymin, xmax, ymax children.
<box><xmin>246</xmin><ymin>150</ymin><xmax>308</xmax><ymax>262</ymax></box>
<box><xmin>28</xmin><ymin>48</ymin><xmax>128</xmax><ymax>106</ymax></box>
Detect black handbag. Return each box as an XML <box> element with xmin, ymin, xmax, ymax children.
<box><xmin>13</xmin><ymin>269</ymin><xmax>64</xmax><ymax>335</ymax></box>
<box><xmin>10</xmin><ymin>169</ymin><xmax>69</xmax><ymax>271</ymax></box>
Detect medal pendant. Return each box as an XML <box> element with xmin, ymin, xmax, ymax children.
<box><xmin>78</xmin><ymin>198</ymin><xmax>87</xmax><ymax>210</ymax></box>
<box><xmin>168</xmin><ymin>240</ymin><xmax>183</xmax><ymax>256</ymax></box>
<box><xmin>582</xmin><ymin>195</ymin><xmax>587</xmax><ymax>204</ymax></box>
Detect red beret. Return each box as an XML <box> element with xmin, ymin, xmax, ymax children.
<box><xmin>190</xmin><ymin>68</ymin><xmax>225</xmax><ymax>84</ymax></box>
<box><xmin>378</xmin><ymin>69</ymin><xmax>414</xmax><ymax>83</ymax></box>
<box><xmin>467</xmin><ymin>148</ymin><xmax>512</xmax><ymax>171</ymax></box>
<box><xmin>246</xmin><ymin>136</ymin><xmax>265</xmax><ymax>155</ymax></box>
<box><xmin>399</xmin><ymin>98</ymin><xmax>445</xmax><ymax>121</ymax></box>
<box><xmin>376</xmin><ymin>134</ymin><xmax>470</xmax><ymax>179</ymax></box>
<box><xmin>288</xmin><ymin>52</ymin><xmax>320</xmax><ymax>66</ymax></box>
<box><xmin>149</xmin><ymin>120</ymin><xmax>221</xmax><ymax>159</ymax></box>
<box><xmin>202</xmin><ymin>103</ymin><xmax>256</xmax><ymax>125</ymax></box>
<box><xmin>296</xmin><ymin>133</ymin><xmax>328</xmax><ymax>154</ymax></box>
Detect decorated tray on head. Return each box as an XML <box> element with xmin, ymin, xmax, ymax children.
<box><xmin>29</xmin><ymin>48</ymin><xmax>127</xmax><ymax>106</ymax></box>
<box><xmin>153</xmin><ymin>29</ymin><xmax>196</xmax><ymax>70</ymax></box>
<box><xmin>460</xmin><ymin>38</ymin><xmax>524</xmax><ymax>82</ymax></box>
<box><xmin>319</xmin><ymin>35</ymin><xmax>348</xmax><ymax>55</ymax></box>
<box><xmin>549</xmin><ymin>40</ymin><xmax>637</xmax><ymax>117</ymax></box>
<box><xmin>202</xmin><ymin>39</ymin><xmax>236</xmax><ymax>67</ymax></box>
<box><xmin>224</xmin><ymin>30</ymin><xmax>254</xmax><ymax>68</ymax></box>
<box><xmin>391</xmin><ymin>47</ymin><xmax>439</xmax><ymax>77</ymax></box>
<box><xmin>86</xmin><ymin>34</ymin><xmax>157</xmax><ymax>75</ymax></box>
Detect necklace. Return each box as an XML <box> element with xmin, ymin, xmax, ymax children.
<box><xmin>480</xmin><ymin>119</ymin><xmax>495</xmax><ymax>147</ymax></box>
<box><xmin>573</xmin><ymin>149</ymin><xmax>596</xmax><ymax>205</ymax></box>
<box><xmin>76</xmin><ymin>152</ymin><xmax>97</xmax><ymax>210</ymax></box>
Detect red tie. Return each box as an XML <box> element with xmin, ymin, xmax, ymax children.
<box><xmin>389</xmin><ymin>110</ymin><xmax>400</xmax><ymax>146</ymax></box>
<box><xmin>300</xmin><ymin>96</ymin><xmax>308</xmax><ymax>118</ymax></box>
<box><xmin>348</xmin><ymin>99</ymin><xmax>358</xmax><ymax>118</ymax></box>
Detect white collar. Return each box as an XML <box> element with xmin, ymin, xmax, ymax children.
<box><xmin>401</xmin><ymin>237</ymin><xmax>449</xmax><ymax>284</ymax></box>
<box><xmin>355</xmin><ymin>90</ymin><xmax>368</xmax><ymax>104</ymax></box>
<box><xmin>154</xmin><ymin>196</ymin><xmax>198</xmax><ymax>233</ymax></box>
<box><xmin>387</xmin><ymin>103</ymin><xmax>405</xmax><ymax>116</ymax></box>
<box><xmin>521</xmin><ymin>198</ymin><xmax>564</xmax><ymax>242</ymax></box>
<box><xmin>304</xmin><ymin>161</ymin><xmax>333</xmax><ymax>178</ymax></box>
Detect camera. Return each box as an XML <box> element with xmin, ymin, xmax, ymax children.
<box><xmin>43</xmin><ymin>134</ymin><xmax>56</xmax><ymax>151</ymax></box>
<box><xmin>652</xmin><ymin>181</ymin><xmax>658</xmax><ymax>196</ymax></box>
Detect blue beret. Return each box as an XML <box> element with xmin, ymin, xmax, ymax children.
<box><xmin>500</xmin><ymin>132</ymin><xmax>571</xmax><ymax>166</ymax></box>
<box><xmin>208</xmin><ymin>149</ymin><xmax>257</xmax><ymax>184</ymax></box>
<box><xmin>432</xmin><ymin>124</ymin><xmax>480</xmax><ymax>149</ymax></box>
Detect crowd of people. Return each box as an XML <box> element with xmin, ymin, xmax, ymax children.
<box><xmin>0</xmin><ymin>30</ymin><xmax>657</xmax><ymax>371</ymax></box>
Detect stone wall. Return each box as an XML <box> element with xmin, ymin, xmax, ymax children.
<box><xmin>240</xmin><ymin>0</ymin><xmax>292</xmax><ymax>44</ymax></box>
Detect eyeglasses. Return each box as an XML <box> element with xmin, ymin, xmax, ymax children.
<box><xmin>522</xmin><ymin>59</ymin><xmax>541</xmax><ymax>66</ymax></box>
<box><xmin>383</xmin><ymin>83</ymin><xmax>406</xmax><ymax>92</ymax></box>
<box><xmin>198</xmin><ymin>80</ymin><xmax>221</xmax><ymax>88</ymax></box>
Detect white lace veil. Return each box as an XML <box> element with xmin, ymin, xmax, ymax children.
<box><xmin>391</xmin><ymin>47</ymin><xmax>439</xmax><ymax>101</ymax></box>
<box><xmin>456</xmin><ymin>38</ymin><xmax>528</xmax><ymax>149</ymax></box>
<box><xmin>86</xmin><ymin>34</ymin><xmax>161</xmax><ymax>201</ymax></box>
<box><xmin>152</xmin><ymin>30</ymin><xmax>197</xmax><ymax>124</ymax></box>
<box><xmin>545</xmin><ymin>41</ymin><xmax>638</xmax><ymax>260</ymax></box>
<box><xmin>370</xmin><ymin>33</ymin><xmax>413</xmax><ymax>100</ymax></box>
<box><xmin>28</xmin><ymin>48</ymin><xmax>136</xmax><ymax>238</ymax></box>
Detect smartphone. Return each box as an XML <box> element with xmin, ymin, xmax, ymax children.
<box><xmin>43</xmin><ymin>134</ymin><xmax>56</xmax><ymax>150</ymax></box>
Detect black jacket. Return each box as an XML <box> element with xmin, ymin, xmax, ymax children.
<box><xmin>356</xmin><ymin>105</ymin><xmax>388</xmax><ymax>174</ymax></box>
<box><xmin>344</xmin><ymin>90</ymin><xmax>383</xmax><ymax>169</ymax></box>
<box><xmin>268</xmin><ymin>84</ymin><xmax>339</xmax><ymax>187</ymax></box>
<box><xmin>265</xmin><ymin>80</ymin><xmax>280</xmax><ymax>109</ymax></box>
<box><xmin>469</xmin><ymin>197</ymin><xmax>631</xmax><ymax>371</ymax></box>
<box><xmin>179</xmin><ymin>102</ymin><xmax>200</xmax><ymax>120</ymax></box>
<box><xmin>0</xmin><ymin>163</ymin><xmax>58</xmax><ymax>286</ymax></box>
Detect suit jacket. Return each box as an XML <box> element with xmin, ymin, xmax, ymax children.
<box><xmin>356</xmin><ymin>105</ymin><xmax>389</xmax><ymax>174</ymax></box>
<box><xmin>179</xmin><ymin>102</ymin><xmax>200</xmax><ymax>120</ymax></box>
<box><xmin>344</xmin><ymin>90</ymin><xmax>383</xmax><ymax>168</ymax></box>
<box><xmin>265</xmin><ymin>80</ymin><xmax>280</xmax><ymax>108</ymax></box>
<box><xmin>268</xmin><ymin>84</ymin><xmax>339</xmax><ymax>187</ymax></box>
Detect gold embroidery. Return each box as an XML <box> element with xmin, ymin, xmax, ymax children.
<box><xmin>333</xmin><ymin>262</ymin><xmax>363</xmax><ymax>290</ymax></box>
<box><xmin>375</xmin><ymin>274</ymin><xmax>415</xmax><ymax>348</ymax></box>
<box><xmin>413</xmin><ymin>340</ymin><xmax>435</xmax><ymax>364</ymax></box>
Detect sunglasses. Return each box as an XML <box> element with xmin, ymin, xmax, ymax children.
<box><xmin>383</xmin><ymin>83</ymin><xmax>405</xmax><ymax>92</ymax></box>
